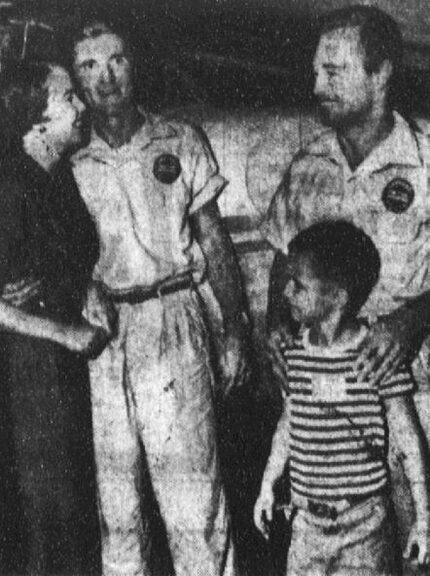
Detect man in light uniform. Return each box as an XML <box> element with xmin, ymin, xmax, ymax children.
<box><xmin>70</xmin><ymin>21</ymin><xmax>248</xmax><ymax>576</ymax></box>
<box><xmin>263</xmin><ymin>5</ymin><xmax>430</xmax><ymax>394</ymax></box>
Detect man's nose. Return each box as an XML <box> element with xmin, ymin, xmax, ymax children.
<box><xmin>75</xmin><ymin>96</ymin><xmax>86</xmax><ymax>114</ymax></box>
<box><xmin>283</xmin><ymin>279</ymin><xmax>294</xmax><ymax>300</ymax></box>
<box><xmin>100</xmin><ymin>64</ymin><xmax>115</xmax><ymax>83</ymax></box>
<box><xmin>313</xmin><ymin>69</ymin><xmax>326</xmax><ymax>98</ymax></box>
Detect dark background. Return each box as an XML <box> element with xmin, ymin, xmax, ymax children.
<box><xmin>1</xmin><ymin>0</ymin><xmax>429</xmax><ymax>116</ymax></box>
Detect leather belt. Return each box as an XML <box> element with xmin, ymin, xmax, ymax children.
<box><xmin>103</xmin><ymin>274</ymin><xmax>194</xmax><ymax>305</ymax></box>
<box><xmin>306</xmin><ymin>490</ymin><xmax>384</xmax><ymax>521</ymax></box>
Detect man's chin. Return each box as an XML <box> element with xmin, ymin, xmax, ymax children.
<box><xmin>318</xmin><ymin>105</ymin><xmax>343</xmax><ymax>128</ymax></box>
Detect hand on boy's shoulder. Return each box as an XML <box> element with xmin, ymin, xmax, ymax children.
<box><xmin>355</xmin><ymin>307</ymin><xmax>424</xmax><ymax>387</ymax></box>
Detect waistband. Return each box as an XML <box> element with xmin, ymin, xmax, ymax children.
<box><xmin>292</xmin><ymin>488</ymin><xmax>387</xmax><ymax>521</ymax></box>
<box><xmin>100</xmin><ymin>272</ymin><xmax>195</xmax><ymax>305</ymax></box>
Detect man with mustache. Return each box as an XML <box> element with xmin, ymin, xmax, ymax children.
<box><xmin>264</xmin><ymin>5</ymin><xmax>430</xmax><ymax>397</ymax></box>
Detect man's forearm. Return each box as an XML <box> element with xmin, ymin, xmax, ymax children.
<box><xmin>267</xmin><ymin>250</ymin><xmax>296</xmax><ymax>334</ymax></box>
<box><xmin>192</xmin><ymin>200</ymin><xmax>247</xmax><ymax>330</ymax></box>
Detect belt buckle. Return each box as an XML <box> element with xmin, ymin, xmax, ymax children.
<box><xmin>308</xmin><ymin>500</ymin><xmax>338</xmax><ymax>521</ymax></box>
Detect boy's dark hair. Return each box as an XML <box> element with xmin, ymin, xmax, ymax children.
<box><xmin>288</xmin><ymin>220</ymin><xmax>380</xmax><ymax>317</ymax></box>
<box><xmin>319</xmin><ymin>5</ymin><xmax>403</xmax><ymax>79</ymax></box>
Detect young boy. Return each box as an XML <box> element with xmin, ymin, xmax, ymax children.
<box><xmin>254</xmin><ymin>220</ymin><xmax>429</xmax><ymax>575</ymax></box>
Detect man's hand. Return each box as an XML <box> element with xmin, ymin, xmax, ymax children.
<box><xmin>254</xmin><ymin>486</ymin><xmax>275</xmax><ymax>540</ymax></box>
<box><xmin>61</xmin><ymin>322</ymin><xmax>110</xmax><ymax>358</ymax></box>
<box><xmin>355</xmin><ymin>307</ymin><xmax>424</xmax><ymax>386</ymax></box>
<box><xmin>220</xmin><ymin>321</ymin><xmax>249</xmax><ymax>396</ymax></box>
<box><xmin>2</xmin><ymin>277</ymin><xmax>42</xmax><ymax>307</ymax></box>
<box><xmin>85</xmin><ymin>281</ymin><xmax>117</xmax><ymax>337</ymax></box>
<box><xmin>404</xmin><ymin>520</ymin><xmax>430</xmax><ymax>567</ymax></box>
<box><xmin>265</xmin><ymin>325</ymin><xmax>293</xmax><ymax>386</ymax></box>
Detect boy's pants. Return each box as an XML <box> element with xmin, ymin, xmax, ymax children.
<box><xmin>88</xmin><ymin>289</ymin><xmax>234</xmax><ymax>576</ymax></box>
<box><xmin>287</xmin><ymin>494</ymin><xmax>399</xmax><ymax>576</ymax></box>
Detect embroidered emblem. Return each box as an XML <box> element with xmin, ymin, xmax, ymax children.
<box><xmin>153</xmin><ymin>154</ymin><xmax>181</xmax><ymax>184</ymax></box>
<box><xmin>382</xmin><ymin>178</ymin><xmax>414</xmax><ymax>213</ymax></box>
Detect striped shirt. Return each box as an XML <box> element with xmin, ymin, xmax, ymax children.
<box><xmin>282</xmin><ymin>326</ymin><xmax>415</xmax><ymax>501</ymax></box>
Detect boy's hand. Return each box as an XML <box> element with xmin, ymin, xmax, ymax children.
<box><xmin>404</xmin><ymin>521</ymin><xmax>430</xmax><ymax>567</ymax></box>
<box><xmin>254</xmin><ymin>487</ymin><xmax>275</xmax><ymax>540</ymax></box>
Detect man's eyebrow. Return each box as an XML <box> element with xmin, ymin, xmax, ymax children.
<box><xmin>323</xmin><ymin>63</ymin><xmax>343</xmax><ymax>69</ymax></box>
<box><xmin>109</xmin><ymin>51</ymin><xmax>125</xmax><ymax>60</ymax></box>
<box><xmin>77</xmin><ymin>58</ymin><xmax>96</xmax><ymax>68</ymax></box>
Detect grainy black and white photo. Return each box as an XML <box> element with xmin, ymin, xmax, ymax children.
<box><xmin>0</xmin><ymin>1</ymin><xmax>428</xmax><ymax>575</ymax></box>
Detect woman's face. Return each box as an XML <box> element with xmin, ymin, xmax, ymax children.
<box><xmin>42</xmin><ymin>65</ymin><xmax>85</xmax><ymax>152</ymax></box>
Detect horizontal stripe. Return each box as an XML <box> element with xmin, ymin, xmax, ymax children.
<box><xmin>290</xmin><ymin>460</ymin><xmax>383</xmax><ymax>476</ymax></box>
<box><xmin>291</xmin><ymin>398</ymin><xmax>381</xmax><ymax>408</ymax></box>
<box><xmin>291</xmin><ymin>407</ymin><xmax>381</xmax><ymax>418</ymax></box>
<box><xmin>291</xmin><ymin>417</ymin><xmax>383</xmax><ymax>431</ymax></box>
<box><xmin>290</xmin><ymin>428</ymin><xmax>384</xmax><ymax>443</ymax></box>
<box><xmin>291</xmin><ymin>468</ymin><xmax>386</xmax><ymax>489</ymax></box>
<box><xmin>290</xmin><ymin>443</ymin><xmax>378</xmax><ymax>456</ymax></box>
<box><xmin>288</xmin><ymin>365</ymin><xmax>354</xmax><ymax>375</ymax></box>
<box><xmin>291</xmin><ymin>452</ymin><xmax>373</xmax><ymax>465</ymax></box>
<box><xmin>285</xmin><ymin>353</ymin><xmax>357</xmax><ymax>363</ymax></box>
<box><xmin>291</xmin><ymin>479</ymin><xmax>387</xmax><ymax>501</ymax></box>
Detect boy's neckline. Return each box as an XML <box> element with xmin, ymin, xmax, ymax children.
<box><xmin>303</xmin><ymin>322</ymin><xmax>368</xmax><ymax>353</ymax></box>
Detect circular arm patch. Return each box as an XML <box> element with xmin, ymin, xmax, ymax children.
<box><xmin>381</xmin><ymin>178</ymin><xmax>414</xmax><ymax>213</ymax></box>
<box><xmin>153</xmin><ymin>154</ymin><xmax>182</xmax><ymax>184</ymax></box>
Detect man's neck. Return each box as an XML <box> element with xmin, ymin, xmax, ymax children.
<box><xmin>337</xmin><ymin>107</ymin><xmax>394</xmax><ymax>171</ymax></box>
<box><xmin>92</xmin><ymin>105</ymin><xmax>145</xmax><ymax>149</ymax></box>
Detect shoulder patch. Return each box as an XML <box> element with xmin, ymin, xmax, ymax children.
<box><xmin>153</xmin><ymin>154</ymin><xmax>182</xmax><ymax>184</ymax></box>
<box><xmin>382</xmin><ymin>178</ymin><xmax>414</xmax><ymax>213</ymax></box>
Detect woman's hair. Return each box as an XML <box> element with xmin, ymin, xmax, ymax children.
<box><xmin>0</xmin><ymin>60</ymin><xmax>54</xmax><ymax>151</ymax></box>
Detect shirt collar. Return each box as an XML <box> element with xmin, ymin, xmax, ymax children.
<box><xmin>78</xmin><ymin>109</ymin><xmax>178</xmax><ymax>166</ymax></box>
<box><xmin>307</xmin><ymin>111</ymin><xmax>422</xmax><ymax>177</ymax></box>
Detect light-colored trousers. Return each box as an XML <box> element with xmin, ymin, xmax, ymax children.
<box><xmin>88</xmin><ymin>288</ymin><xmax>235</xmax><ymax>576</ymax></box>
<box><xmin>287</xmin><ymin>494</ymin><xmax>399</xmax><ymax>576</ymax></box>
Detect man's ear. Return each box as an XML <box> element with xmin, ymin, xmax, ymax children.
<box><xmin>334</xmin><ymin>287</ymin><xmax>349</xmax><ymax>313</ymax></box>
<box><xmin>375</xmin><ymin>59</ymin><xmax>393</xmax><ymax>92</ymax></box>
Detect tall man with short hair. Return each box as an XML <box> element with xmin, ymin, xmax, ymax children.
<box><xmin>70</xmin><ymin>21</ymin><xmax>247</xmax><ymax>576</ymax></box>
<box><xmin>264</xmin><ymin>5</ymin><xmax>430</xmax><ymax>391</ymax></box>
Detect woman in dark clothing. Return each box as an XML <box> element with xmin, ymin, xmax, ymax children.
<box><xmin>0</xmin><ymin>61</ymin><xmax>108</xmax><ymax>575</ymax></box>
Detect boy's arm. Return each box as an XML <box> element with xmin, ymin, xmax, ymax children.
<box><xmin>254</xmin><ymin>392</ymin><xmax>291</xmax><ymax>538</ymax></box>
<box><xmin>385</xmin><ymin>395</ymin><xmax>429</xmax><ymax>566</ymax></box>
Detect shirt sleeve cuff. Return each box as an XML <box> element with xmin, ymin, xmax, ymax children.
<box><xmin>259</xmin><ymin>217</ymin><xmax>291</xmax><ymax>255</ymax></box>
<box><xmin>189</xmin><ymin>174</ymin><xmax>228</xmax><ymax>214</ymax></box>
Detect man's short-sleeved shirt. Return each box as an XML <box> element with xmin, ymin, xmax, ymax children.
<box><xmin>262</xmin><ymin>112</ymin><xmax>430</xmax><ymax>317</ymax></box>
<box><xmin>72</xmin><ymin>113</ymin><xmax>227</xmax><ymax>292</ymax></box>
<box><xmin>282</xmin><ymin>325</ymin><xmax>415</xmax><ymax>501</ymax></box>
